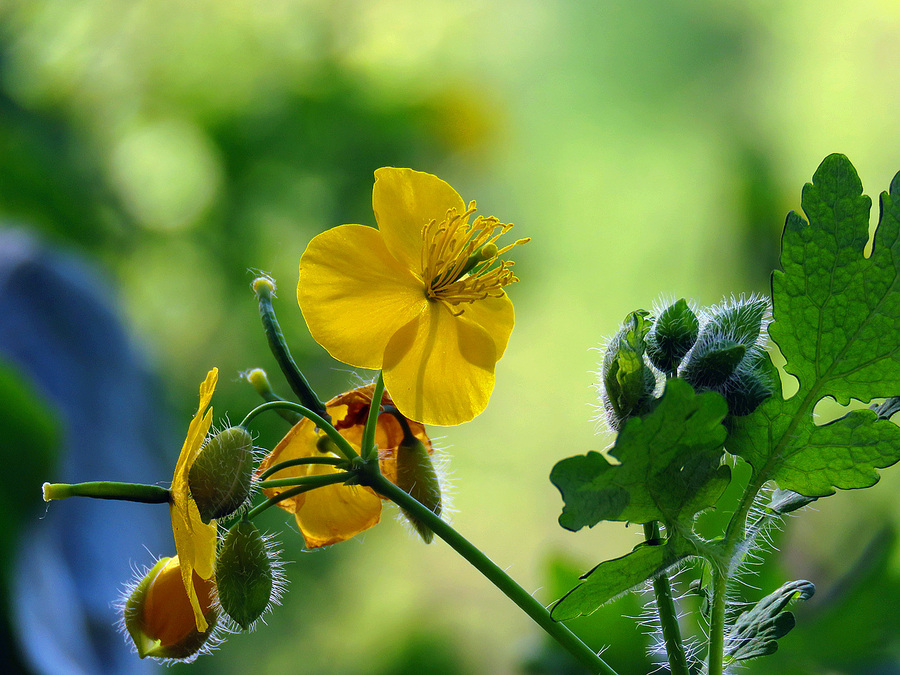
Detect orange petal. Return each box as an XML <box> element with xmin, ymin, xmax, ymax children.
<box><xmin>298</xmin><ymin>224</ymin><xmax>426</xmax><ymax>369</ymax></box>
<box><xmin>373</xmin><ymin>168</ymin><xmax>466</xmax><ymax>274</ymax></box>
<box><xmin>293</xmin><ymin>482</ymin><xmax>382</xmax><ymax>549</ymax></box>
<box><xmin>382</xmin><ymin>302</ymin><xmax>498</xmax><ymax>426</ymax></box>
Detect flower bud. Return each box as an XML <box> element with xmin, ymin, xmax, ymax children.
<box><xmin>216</xmin><ymin>521</ymin><xmax>278</xmax><ymax>630</ymax></box>
<box><xmin>123</xmin><ymin>556</ymin><xmax>218</xmax><ymax>661</ymax></box>
<box><xmin>722</xmin><ymin>359</ymin><xmax>774</xmax><ymax>416</ymax></box>
<box><xmin>681</xmin><ymin>338</ymin><xmax>746</xmax><ymax>388</ymax></box>
<box><xmin>704</xmin><ymin>296</ymin><xmax>770</xmax><ymax>350</ymax></box>
<box><xmin>646</xmin><ymin>299</ymin><xmax>699</xmax><ymax>374</ymax></box>
<box><xmin>601</xmin><ymin>311</ymin><xmax>657</xmax><ymax>430</ymax></box>
<box><xmin>189</xmin><ymin>426</ymin><xmax>254</xmax><ymax>523</ymax></box>
<box><xmin>394</xmin><ymin>436</ymin><xmax>442</xmax><ymax>544</ymax></box>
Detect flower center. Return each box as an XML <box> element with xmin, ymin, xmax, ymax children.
<box><xmin>420</xmin><ymin>201</ymin><xmax>528</xmax><ymax>314</ymax></box>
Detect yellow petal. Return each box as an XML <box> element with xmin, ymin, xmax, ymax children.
<box><xmin>169</xmin><ymin>500</ymin><xmax>217</xmax><ymax>632</ymax></box>
<box><xmin>382</xmin><ymin>302</ymin><xmax>499</xmax><ymax>426</ymax></box>
<box><xmin>298</xmin><ymin>224</ymin><xmax>426</xmax><ymax>369</ymax></box>
<box><xmin>293</xmin><ymin>481</ymin><xmax>382</xmax><ymax>549</ymax></box>
<box><xmin>456</xmin><ymin>292</ymin><xmax>515</xmax><ymax>359</ymax></box>
<box><xmin>169</xmin><ymin>368</ymin><xmax>219</xmax><ymax>633</ymax></box>
<box><xmin>373</xmin><ymin>167</ymin><xmax>466</xmax><ymax>274</ymax></box>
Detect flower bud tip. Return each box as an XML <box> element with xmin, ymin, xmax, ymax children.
<box><xmin>252</xmin><ymin>276</ymin><xmax>276</xmax><ymax>296</ymax></box>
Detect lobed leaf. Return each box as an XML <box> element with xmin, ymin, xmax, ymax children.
<box><xmin>726</xmin><ymin>579</ymin><xmax>815</xmax><ymax>661</ymax></box>
<box><xmin>551</xmin><ymin>378</ymin><xmax>729</xmax><ymax>529</ymax></box>
<box><xmin>728</xmin><ymin>155</ymin><xmax>900</xmax><ymax>495</ymax></box>
<box><xmin>550</xmin><ymin>538</ymin><xmax>692</xmax><ymax>621</ymax></box>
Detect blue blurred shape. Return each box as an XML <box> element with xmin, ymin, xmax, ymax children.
<box><xmin>0</xmin><ymin>228</ymin><xmax>169</xmax><ymax>675</ymax></box>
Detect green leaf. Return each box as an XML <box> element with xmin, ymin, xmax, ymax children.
<box><xmin>551</xmin><ymin>378</ymin><xmax>729</xmax><ymax>529</ymax></box>
<box><xmin>726</xmin><ymin>579</ymin><xmax>815</xmax><ymax>661</ymax></box>
<box><xmin>551</xmin><ymin>538</ymin><xmax>693</xmax><ymax>621</ymax></box>
<box><xmin>728</xmin><ymin>155</ymin><xmax>900</xmax><ymax>496</ymax></box>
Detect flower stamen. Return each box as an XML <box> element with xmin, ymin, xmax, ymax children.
<box><xmin>421</xmin><ymin>200</ymin><xmax>528</xmax><ymax>312</ymax></box>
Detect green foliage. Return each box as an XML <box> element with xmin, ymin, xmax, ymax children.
<box><xmin>728</xmin><ymin>154</ymin><xmax>900</xmax><ymax>496</ymax></box>
<box><xmin>551</xmin><ymin>378</ymin><xmax>729</xmax><ymax>529</ymax></box>
<box><xmin>600</xmin><ymin>310</ymin><xmax>657</xmax><ymax>430</ymax></box>
<box><xmin>726</xmin><ymin>580</ymin><xmax>815</xmax><ymax>661</ymax></box>
<box><xmin>551</xmin><ymin>539</ymin><xmax>692</xmax><ymax>621</ymax></box>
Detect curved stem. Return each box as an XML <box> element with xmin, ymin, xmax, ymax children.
<box><xmin>644</xmin><ymin>523</ymin><xmax>689</xmax><ymax>675</ymax></box>
<box><xmin>240</xmin><ymin>400</ymin><xmax>358</xmax><ymax>460</ymax></box>
<box><xmin>254</xmin><ymin>278</ymin><xmax>327</xmax><ymax>418</ymax></box>
<box><xmin>259</xmin><ymin>471</ymin><xmax>354</xmax><ymax>490</ymax></box>
<box><xmin>258</xmin><ymin>456</ymin><xmax>347</xmax><ymax>480</ymax></box>
<box><xmin>246</xmin><ymin>484</ymin><xmax>314</xmax><ymax>520</ymax></box>
<box><xmin>367</xmin><ymin>471</ymin><xmax>618</xmax><ymax>675</ymax></box>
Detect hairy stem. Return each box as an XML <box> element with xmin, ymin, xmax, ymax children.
<box><xmin>644</xmin><ymin>522</ymin><xmax>689</xmax><ymax>675</ymax></box>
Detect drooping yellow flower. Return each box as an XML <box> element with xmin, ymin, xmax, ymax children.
<box><xmin>257</xmin><ymin>385</ymin><xmax>436</xmax><ymax>548</ymax></box>
<box><xmin>298</xmin><ymin>167</ymin><xmax>527</xmax><ymax>426</ymax></box>
<box><xmin>123</xmin><ymin>555</ymin><xmax>218</xmax><ymax>661</ymax></box>
<box><xmin>169</xmin><ymin>368</ymin><xmax>218</xmax><ymax>632</ymax></box>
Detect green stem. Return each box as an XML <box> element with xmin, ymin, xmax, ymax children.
<box><xmin>707</xmin><ymin>564</ymin><xmax>728</xmax><ymax>675</ymax></box>
<box><xmin>259</xmin><ymin>472</ymin><xmax>354</xmax><ymax>490</ymax></box>
<box><xmin>239</xmin><ymin>400</ymin><xmax>358</xmax><ymax>460</ymax></box>
<box><xmin>258</xmin><ymin>456</ymin><xmax>347</xmax><ymax>480</ymax></box>
<box><xmin>643</xmin><ymin>522</ymin><xmax>689</xmax><ymax>675</ymax></box>
<box><xmin>707</xmin><ymin>469</ymin><xmax>766</xmax><ymax>674</ymax></box>
<box><xmin>254</xmin><ymin>278</ymin><xmax>327</xmax><ymax>418</ymax></box>
<box><xmin>246</xmin><ymin>484</ymin><xmax>314</xmax><ymax>520</ymax></box>
<box><xmin>361</xmin><ymin>373</ymin><xmax>385</xmax><ymax>461</ymax></box>
<box><xmin>367</xmin><ymin>472</ymin><xmax>618</xmax><ymax>675</ymax></box>
<box><xmin>42</xmin><ymin>481</ymin><xmax>170</xmax><ymax>504</ymax></box>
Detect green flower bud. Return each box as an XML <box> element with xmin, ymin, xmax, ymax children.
<box><xmin>189</xmin><ymin>426</ymin><xmax>254</xmax><ymax>524</ymax></box>
<box><xmin>723</xmin><ymin>367</ymin><xmax>774</xmax><ymax>416</ymax></box>
<box><xmin>123</xmin><ymin>556</ymin><xmax>218</xmax><ymax>661</ymax></box>
<box><xmin>646</xmin><ymin>299</ymin><xmax>700</xmax><ymax>374</ymax></box>
<box><xmin>216</xmin><ymin>521</ymin><xmax>277</xmax><ymax>630</ymax></box>
<box><xmin>681</xmin><ymin>338</ymin><xmax>746</xmax><ymax>388</ymax></box>
<box><xmin>601</xmin><ymin>310</ymin><xmax>657</xmax><ymax>430</ymax></box>
<box><xmin>395</xmin><ymin>436</ymin><xmax>442</xmax><ymax>544</ymax></box>
<box><xmin>704</xmin><ymin>296</ymin><xmax>770</xmax><ymax>350</ymax></box>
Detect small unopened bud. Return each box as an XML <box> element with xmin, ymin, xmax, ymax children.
<box><xmin>646</xmin><ymin>299</ymin><xmax>699</xmax><ymax>374</ymax></box>
<box><xmin>251</xmin><ymin>275</ymin><xmax>276</xmax><ymax>296</ymax></box>
<box><xmin>681</xmin><ymin>338</ymin><xmax>746</xmax><ymax>389</ymax></box>
<box><xmin>189</xmin><ymin>427</ymin><xmax>254</xmax><ymax>523</ymax></box>
<box><xmin>394</xmin><ymin>436</ymin><xmax>442</xmax><ymax>544</ymax></box>
<box><xmin>601</xmin><ymin>311</ymin><xmax>657</xmax><ymax>431</ymax></box>
<box><xmin>216</xmin><ymin>521</ymin><xmax>279</xmax><ymax>630</ymax></box>
<box><xmin>722</xmin><ymin>363</ymin><xmax>774</xmax><ymax>416</ymax></box>
<box><xmin>123</xmin><ymin>556</ymin><xmax>218</xmax><ymax>661</ymax></box>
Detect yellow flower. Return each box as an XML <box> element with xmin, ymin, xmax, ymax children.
<box><xmin>169</xmin><ymin>368</ymin><xmax>218</xmax><ymax>632</ymax></box>
<box><xmin>298</xmin><ymin>167</ymin><xmax>527</xmax><ymax>426</ymax></box>
<box><xmin>257</xmin><ymin>385</ymin><xmax>435</xmax><ymax>548</ymax></box>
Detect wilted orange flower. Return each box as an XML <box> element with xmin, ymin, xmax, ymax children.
<box><xmin>257</xmin><ymin>385</ymin><xmax>435</xmax><ymax>548</ymax></box>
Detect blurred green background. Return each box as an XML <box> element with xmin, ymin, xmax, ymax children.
<box><xmin>3</xmin><ymin>1</ymin><xmax>900</xmax><ymax>673</ymax></box>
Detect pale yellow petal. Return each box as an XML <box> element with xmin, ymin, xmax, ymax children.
<box><xmin>373</xmin><ymin>167</ymin><xmax>466</xmax><ymax>274</ymax></box>
<box><xmin>382</xmin><ymin>302</ymin><xmax>498</xmax><ymax>426</ymax></box>
<box><xmin>298</xmin><ymin>224</ymin><xmax>427</xmax><ymax>369</ymax></box>
<box><xmin>294</xmin><ymin>482</ymin><xmax>382</xmax><ymax>549</ymax></box>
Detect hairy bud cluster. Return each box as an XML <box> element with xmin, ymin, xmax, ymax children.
<box><xmin>599</xmin><ymin>296</ymin><xmax>774</xmax><ymax>430</ymax></box>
